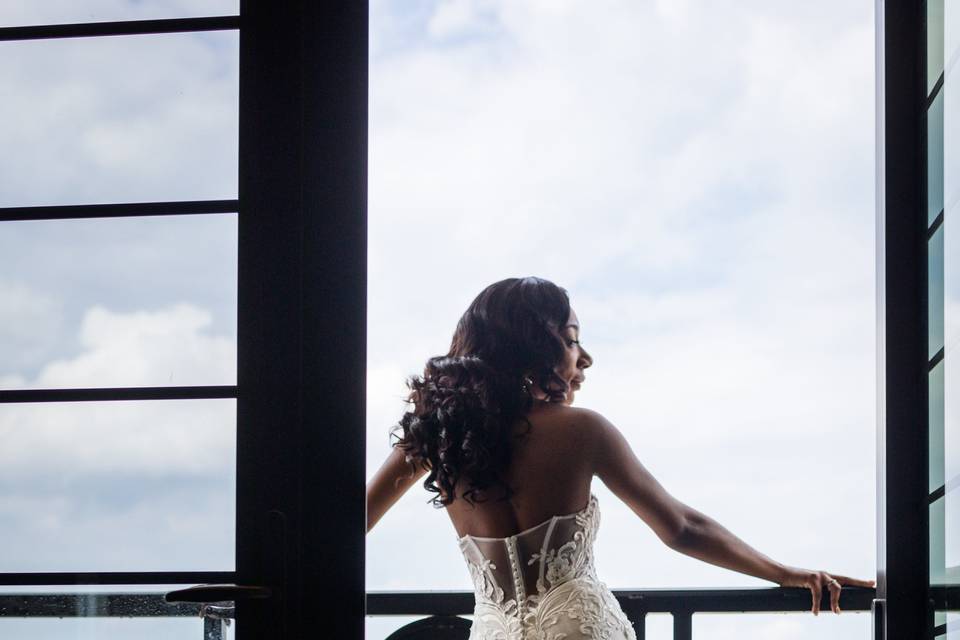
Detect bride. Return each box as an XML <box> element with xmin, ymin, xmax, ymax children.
<box><xmin>366</xmin><ymin>276</ymin><xmax>874</xmax><ymax>639</ymax></box>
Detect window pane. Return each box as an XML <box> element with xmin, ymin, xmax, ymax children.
<box><xmin>0</xmin><ymin>399</ymin><xmax>235</xmax><ymax>573</ymax></box>
<box><xmin>931</xmin><ymin>495</ymin><xmax>949</xmax><ymax>585</ymax></box>
<box><xmin>932</xmin><ymin>360</ymin><xmax>946</xmax><ymax>493</ymax></box>
<box><xmin>947</xmin><ymin>0</ymin><xmax>960</xmax><ymax>80</ymax></box>
<box><xmin>0</xmin><ymin>31</ymin><xmax>238</xmax><ymax>207</ymax></box>
<box><xmin>930</xmin><ymin>89</ymin><xmax>945</xmax><ymax>225</ymax></box>
<box><xmin>0</xmin><ymin>213</ymin><xmax>237</xmax><ymax>390</ymax></box>
<box><xmin>930</xmin><ymin>0</ymin><xmax>945</xmax><ymax>93</ymax></box>
<box><xmin>0</xmin><ymin>1</ymin><xmax>238</xmax><ymax>28</ymax></box>
<box><xmin>931</xmin><ymin>224</ymin><xmax>945</xmax><ymax>358</ymax></box>
<box><xmin>0</xmin><ymin>585</ymin><xmax>235</xmax><ymax>640</ymax></box>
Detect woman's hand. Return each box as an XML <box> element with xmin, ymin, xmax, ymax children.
<box><xmin>776</xmin><ymin>565</ymin><xmax>876</xmax><ymax>615</ymax></box>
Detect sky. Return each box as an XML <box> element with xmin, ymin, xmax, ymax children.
<box><xmin>0</xmin><ymin>1</ymin><xmax>888</xmax><ymax>639</ymax></box>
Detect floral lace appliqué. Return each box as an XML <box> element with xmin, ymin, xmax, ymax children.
<box><xmin>458</xmin><ymin>494</ymin><xmax>637</xmax><ymax>640</ymax></box>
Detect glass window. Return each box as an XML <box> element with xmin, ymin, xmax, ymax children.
<box><xmin>0</xmin><ymin>584</ymin><xmax>236</xmax><ymax>640</ymax></box>
<box><xmin>931</xmin><ymin>495</ymin><xmax>947</xmax><ymax>585</ymax></box>
<box><xmin>0</xmin><ymin>31</ymin><xmax>238</xmax><ymax>208</ymax></box>
<box><xmin>0</xmin><ymin>399</ymin><xmax>235</xmax><ymax>573</ymax></box>
<box><xmin>0</xmin><ymin>2</ymin><xmax>239</xmax><ymax>28</ymax></box>
<box><xmin>929</xmin><ymin>89</ymin><xmax>945</xmax><ymax>225</ymax></box>
<box><xmin>932</xmin><ymin>360</ymin><xmax>945</xmax><ymax>492</ymax></box>
<box><xmin>0</xmin><ymin>213</ymin><xmax>237</xmax><ymax>390</ymax></box>
<box><xmin>947</xmin><ymin>0</ymin><xmax>960</xmax><ymax>80</ymax></box>
<box><xmin>930</xmin><ymin>0</ymin><xmax>945</xmax><ymax>93</ymax></box>
<box><xmin>931</xmin><ymin>224</ymin><xmax>945</xmax><ymax>358</ymax></box>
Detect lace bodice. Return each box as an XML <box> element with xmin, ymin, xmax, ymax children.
<box><xmin>456</xmin><ymin>493</ymin><xmax>636</xmax><ymax>639</ymax></box>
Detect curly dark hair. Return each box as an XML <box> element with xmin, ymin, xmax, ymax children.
<box><xmin>389</xmin><ymin>276</ymin><xmax>574</xmax><ymax>508</ymax></box>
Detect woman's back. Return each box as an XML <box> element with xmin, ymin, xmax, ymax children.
<box><xmin>443</xmin><ymin>402</ymin><xmax>596</xmax><ymax>540</ymax></box>
<box><xmin>448</xmin><ymin>404</ymin><xmax>638</xmax><ymax>639</ymax></box>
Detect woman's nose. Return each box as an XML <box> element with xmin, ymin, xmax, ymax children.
<box><xmin>578</xmin><ymin>347</ymin><xmax>593</xmax><ymax>369</ymax></box>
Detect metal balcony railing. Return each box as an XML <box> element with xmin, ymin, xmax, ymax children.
<box><xmin>1</xmin><ymin>585</ymin><xmax>917</xmax><ymax>639</ymax></box>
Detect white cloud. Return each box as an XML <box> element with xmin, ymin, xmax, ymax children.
<box><xmin>33</xmin><ymin>303</ymin><xmax>235</xmax><ymax>388</ymax></box>
<box><xmin>0</xmin><ymin>279</ymin><xmax>63</xmax><ymax>374</ymax></box>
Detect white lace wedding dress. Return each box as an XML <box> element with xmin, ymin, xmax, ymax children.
<box><xmin>456</xmin><ymin>492</ymin><xmax>637</xmax><ymax>639</ymax></box>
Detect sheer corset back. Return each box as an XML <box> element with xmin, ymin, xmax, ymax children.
<box><xmin>456</xmin><ymin>493</ymin><xmax>600</xmax><ymax>610</ymax></box>
<box><xmin>455</xmin><ymin>492</ymin><xmax>636</xmax><ymax>639</ymax></box>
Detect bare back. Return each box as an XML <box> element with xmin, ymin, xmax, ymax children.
<box><xmin>444</xmin><ymin>402</ymin><xmax>596</xmax><ymax>539</ymax></box>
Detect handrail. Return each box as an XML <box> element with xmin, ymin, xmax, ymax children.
<box><xmin>0</xmin><ymin>585</ymin><xmax>904</xmax><ymax>640</ymax></box>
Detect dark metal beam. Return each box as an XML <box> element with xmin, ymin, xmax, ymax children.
<box><xmin>0</xmin><ymin>571</ymin><xmax>234</xmax><ymax>586</ymax></box>
<box><xmin>0</xmin><ymin>16</ymin><xmax>240</xmax><ymax>42</ymax></box>
<box><xmin>876</xmin><ymin>0</ymin><xmax>929</xmax><ymax>638</ymax></box>
<box><xmin>364</xmin><ymin>587</ymin><xmax>878</xmax><ymax>616</ymax></box>
<box><xmin>236</xmin><ymin>1</ymin><xmax>367</xmax><ymax>639</ymax></box>
<box><xmin>0</xmin><ymin>385</ymin><xmax>236</xmax><ymax>404</ymax></box>
<box><xmin>0</xmin><ymin>200</ymin><xmax>238</xmax><ymax>222</ymax></box>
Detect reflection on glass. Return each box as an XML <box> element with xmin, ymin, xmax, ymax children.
<box><xmin>0</xmin><ymin>2</ymin><xmax>239</xmax><ymax>27</ymax></box>
<box><xmin>947</xmin><ymin>21</ymin><xmax>959</xmax><ymax>219</ymax></box>
<box><xmin>948</xmin><ymin>482</ymin><xmax>960</xmax><ymax>583</ymax></box>
<box><xmin>932</xmin><ymin>496</ymin><xmax>947</xmax><ymax>585</ymax></box>
<box><xmin>0</xmin><ymin>31</ymin><xmax>238</xmax><ymax>207</ymax></box>
<box><xmin>930</xmin><ymin>89</ymin><xmax>945</xmax><ymax>225</ymax></box>
<box><xmin>948</xmin><ymin>0</ymin><xmax>960</xmax><ymax>79</ymax></box>
<box><xmin>930</xmin><ymin>0</ymin><xmax>945</xmax><ymax>93</ymax></box>
<box><xmin>931</xmin><ymin>225</ymin><xmax>945</xmax><ymax>358</ymax></box>
<box><xmin>0</xmin><ymin>583</ymin><xmax>235</xmax><ymax>640</ymax></box>
<box><xmin>0</xmin><ymin>399</ymin><xmax>236</xmax><ymax>573</ymax></box>
<box><xmin>0</xmin><ymin>214</ymin><xmax>237</xmax><ymax>389</ymax></box>
<box><xmin>932</xmin><ymin>361</ymin><xmax>945</xmax><ymax>493</ymax></box>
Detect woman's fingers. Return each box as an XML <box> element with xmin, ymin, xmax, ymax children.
<box><xmin>832</xmin><ymin>573</ymin><xmax>877</xmax><ymax>588</ymax></box>
<box><xmin>825</xmin><ymin>574</ymin><xmax>842</xmax><ymax>614</ymax></box>
<box><xmin>811</xmin><ymin>576</ymin><xmax>822</xmax><ymax>616</ymax></box>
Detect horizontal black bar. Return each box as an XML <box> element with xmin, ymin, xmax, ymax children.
<box><xmin>0</xmin><ymin>199</ymin><xmax>238</xmax><ymax>222</ymax></box>
<box><xmin>930</xmin><ymin>484</ymin><xmax>946</xmax><ymax>503</ymax></box>
<box><xmin>928</xmin><ymin>72</ymin><xmax>944</xmax><ymax>108</ymax></box>
<box><xmin>0</xmin><ymin>586</ymin><xmax>894</xmax><ymax>618</ymax></box>
<box><xmin>0</xmin><ymin>593</ymin><xmax>201</xmax><ymax>617</ymax></box>
<box><xmin>364</xmin><ymin>586</ymin><xmax>879</xmax><ymax>616</ymax></box>
<box><xmin>0</xmin><ymin>16</ymin><xmax>240</xmax><ymax>42</ymax></box>
<box><xmin>931</xmin><ymin>584</ymin><xmax>960</xmax><ymax>610</ymax></box>
<box><xmin>0</xmin><ymin>385</ymin><xmax>237</xmax><ymax>404</ymax></box>
<box><xmin>0</xmin><ymin>571</ymin><xmax>234</xmax><ymax>586</ymax></box>
<box><xmin>928</xmin><ymin>209</ymin><xmax>944</xmax><ymax>239</ymax></box>
<box><xmin>930</xmin><ymin>347</ymin><xmax>945</xmax><ymax>371</ymax></box>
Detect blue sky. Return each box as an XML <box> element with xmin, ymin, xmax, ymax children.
<box><xmin>0</xmin><ymin>1</ymin><xmax>882</xmax><ymax>639</ymax></box>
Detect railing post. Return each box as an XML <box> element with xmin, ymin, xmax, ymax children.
<box><xmin>673</xmin><ymin>609</ymin><xmax>692</xmax><ymax>640</ymax></box>
<box><xmin>203</xmin><ymin>617</ymin><xmax>225</xmax><ymax>640</ymax></box>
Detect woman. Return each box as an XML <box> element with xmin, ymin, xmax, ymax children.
<box><xmin>367</xmin><ymin>276</ymin><xmax>874</xmax><ymax>639</ymax></box>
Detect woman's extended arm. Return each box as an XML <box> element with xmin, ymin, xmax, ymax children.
<box><xmin>583</xmin><ymin>407</ymin><xmax>874</xmax><ymax>614</ymax></box>
<box><xmin>366</xmin><ymin>445</ymin><xmax>428</xmax><ymax>533</ymax></box>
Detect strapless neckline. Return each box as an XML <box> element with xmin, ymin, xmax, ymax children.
<box><xmin>456</xmin><ymin>492</ymin><xmax>597</xmax><ymax>543</ymax></box>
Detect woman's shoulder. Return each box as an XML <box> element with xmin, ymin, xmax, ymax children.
<box><xmin>524</xmin><ymin>403</ymin><xmax>613</xmax><ymax>449</ymax></box>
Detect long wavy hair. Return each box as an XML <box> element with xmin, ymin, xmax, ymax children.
<box><xmin>390</xmin><ymin>276</ymin><xmax>573</xmax><ymax>508</ymax></box>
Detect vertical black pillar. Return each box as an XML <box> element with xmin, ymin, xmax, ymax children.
<box><xmin>876</xmin><ymin>0</ymin><xmax>928</xmax><ymax>637</ymax></box>
<box><xmin>237</xmin><ymin>1</ymin><xmax>367</xmax><ymax>638</ymax></box>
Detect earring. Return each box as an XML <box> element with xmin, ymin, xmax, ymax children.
<box><xmin>522</xmin><ymin>375</ymin><xmax>534</xmax><ymax>394</ymax></box>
